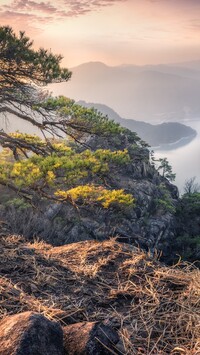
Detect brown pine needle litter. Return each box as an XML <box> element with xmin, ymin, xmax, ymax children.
<box><xmin>0</xmin><ymin>234</ymin><xmax>199</xmax><ymax>354</ymax></box>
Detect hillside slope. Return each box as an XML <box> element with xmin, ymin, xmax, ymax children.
<box><xmin>78</xmin><ymin>101</ymin><xmax>196</xmax><ymax>147</ymax></box>
<box><xmin>0</xmin><ymin>233</ymin><xmax>199</xmax><ymax>354</ymax></box>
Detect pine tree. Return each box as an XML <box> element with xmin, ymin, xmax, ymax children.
<box><xmin>0</xmin><ymin>27</ymin><xmax>134</xmax><ymax>209</ymax></box>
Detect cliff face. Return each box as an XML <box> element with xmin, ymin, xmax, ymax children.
<box><xmin>0</xmin><ymin>124</ymin><xmax>199</xmax><ymax>268</ymax></box>
<box><xmin>0</xmin><ymin>129</ymin><xmax>179</xmax><ymax>261</ymax></box>
<box><xmin>58</xmin><ymin>132</ymin><xmax>178</xmax><ymax>258</ymax></box>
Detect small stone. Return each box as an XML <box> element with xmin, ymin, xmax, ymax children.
<box><xmin>63</xmin><ymin>321</ymin><xmax>120</xmax><ymax>354</ymax></box>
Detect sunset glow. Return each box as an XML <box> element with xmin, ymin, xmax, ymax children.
<box><xmin>0</xmin><ymin>0</ymin><xmax>200</xmax><ymax>67</ymax></box>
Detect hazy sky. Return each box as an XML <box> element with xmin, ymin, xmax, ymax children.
<box><xmin>0</xmin><ymin>0</ymin><xmax>200</xmax><ymax>67</ymax></box>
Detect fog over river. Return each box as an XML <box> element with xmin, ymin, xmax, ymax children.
<box><xmin>154</xmin><ymin>119</ymin><xmax>200</xmax><ymax>194</ymax></box>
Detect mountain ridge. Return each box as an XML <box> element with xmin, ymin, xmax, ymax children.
<box><xmin>78</xmin><ymin>100</ymin><xmax>197</xmax><ymax>147</ymax></box>
<box><xmin>51</xmin><ymin>61</ymin><xmax>200</xmax><ymax>120</ymax></box>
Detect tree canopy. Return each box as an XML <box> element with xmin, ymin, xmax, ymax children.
<box><xmin>0</xmin><ymin>26</ymin><xmax>71</xmax><ymax>87</ymax></box>
<box><xmin>0</xmin><ymin>27</ymin><xmax>135</xmax><ymax>209</ymax></box>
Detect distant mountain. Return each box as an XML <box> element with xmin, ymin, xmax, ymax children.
<box><xmin>170</xmin><ymin>59</ymin><xmax>200</xmax><ymax>71</ymax></box>
<box><xmin>139</xmin><ymin>64</ymin><xmax>200</xmax><ymax>80</ymax></box>
<box><xmin>50</xmin><ymin>61</ymin><xmax>200</xmax><ymax>121</ymax></box>
<box><xmin>78</xmin><ymin>101</ymin><xmax>197</xmax><ymax>148</ymax></box>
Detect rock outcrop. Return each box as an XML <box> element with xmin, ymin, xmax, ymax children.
<box><xmin>0</xmin><ymin>312</ymin><xmax>119</xmax><ymax>355</ymax></box>
<box><xmin>43</xmin><ymin>132</ymin><xmax>179</xmax><ymax>260</ymax></box>
<box><xmin>0</xmin><ymin>312</ymin><xmax>63</xmax><ymax>355</ymax></box>
<box><xmin>63</xmin><ymin>321</ymin><xmax>120</xmax><ymax>354</ymax></box>
<box><xmin>0</xmin><ymin>130</ymin><xmax>179</xmax><ymax>262</ymax></box>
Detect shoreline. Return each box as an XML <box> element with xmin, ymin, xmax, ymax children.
<box><xmin>151</xmin><ymin>132</ymin><xmax>197</xmax><ymax>151</ymax></box>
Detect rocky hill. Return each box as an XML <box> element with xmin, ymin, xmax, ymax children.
<box><xmin>0</xmin><ymin>106</ymin><xmax>199</xmax><ymax>354</ymax></box>
<box><xmin>0</xmin><ymin>129</ymin><xmax>179</xmax><ymax>262</ymax></box>
<box><xmin>1</xmin><ymin>121</ymin><xmax>199</xmax><ymax>263</ymax></box>
<box><xmin>0</xmin><ymin>232</ymin><xmax>199</xmax><ymax>354</ymax></box>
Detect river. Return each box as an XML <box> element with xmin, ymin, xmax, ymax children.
<box><xmin>154</xmin><ymin>119</ymin><xmax>200</xmax><ymax>194</ymax></box>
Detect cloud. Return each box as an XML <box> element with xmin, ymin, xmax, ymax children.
<box><xmin>4</xmin><ymin>0</ymin><xmax>57</xmax><ymax>13</ymax></box>
<box><xmin>0</xmin><ymin>0</ymin><xmax>128</xmax><ymax>23</ymax></box>
<box><xmin>0</xmin><ymin>0</ymin><xmax>128</xmax><ymax>33</ymax></box>
<box><xmin>145</xmin><ymin>0</ymin><xmax>200</xmax><ymax>5</ymax></box>
<box><xmin>187</xmin><ymin>19</ymin><xmax>200</xmax><ymax>31</ymax></box>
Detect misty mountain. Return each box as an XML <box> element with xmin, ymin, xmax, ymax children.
<box><xmin>171</xmin><ymin>59</ymin><xmax>200</xmax><ymax>71</ymax></box>
<box><xmin>50</xmin><ymin>61</ymin><xmax>200</xmax><ymax>121</ymax></box>
<box><xmin>78</xmin><ymin>101</ymin><xmax>196</xmax><ymax>147</ymax></box>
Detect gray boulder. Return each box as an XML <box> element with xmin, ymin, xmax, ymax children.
<box><xmin>0</xmin><ymin>311</ymin><xmax>63</xmax><ymax>355</ymax></box>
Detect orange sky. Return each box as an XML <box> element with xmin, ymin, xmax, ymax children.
<box><xmin>0</xmin><ymin>0</ymin><xmax>200</xmax><ymax>67</ymax></box>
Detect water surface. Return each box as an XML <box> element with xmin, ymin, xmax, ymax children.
<box><xmin>155</xmin><ymin>119</ymin><xmax>200</xmax><ymax>194</ymax></box>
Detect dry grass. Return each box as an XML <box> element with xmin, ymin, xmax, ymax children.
<box><xmin>0</xmin><ymin>234</ymin><xmax>199</xmax><ymax>354</ymax></box>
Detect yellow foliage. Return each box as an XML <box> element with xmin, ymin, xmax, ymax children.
<box><xmin>46</xmin><ymin>171</ymin><xmax>55</xmax><ymax>184</ymax></box>
<box><xmin>0</xmin><ymin>134</ymin><xmax>131</xmax><ymax>203</ymax></box>
<box><xmin>10</xmin><ymin>161</ymin><xmax>42</xmax><ymax>187</ymax></box>
<box><xmin>55</xmin><ymin>185</ymin><xmax>134</xmax><ymax>209</ymax></box>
